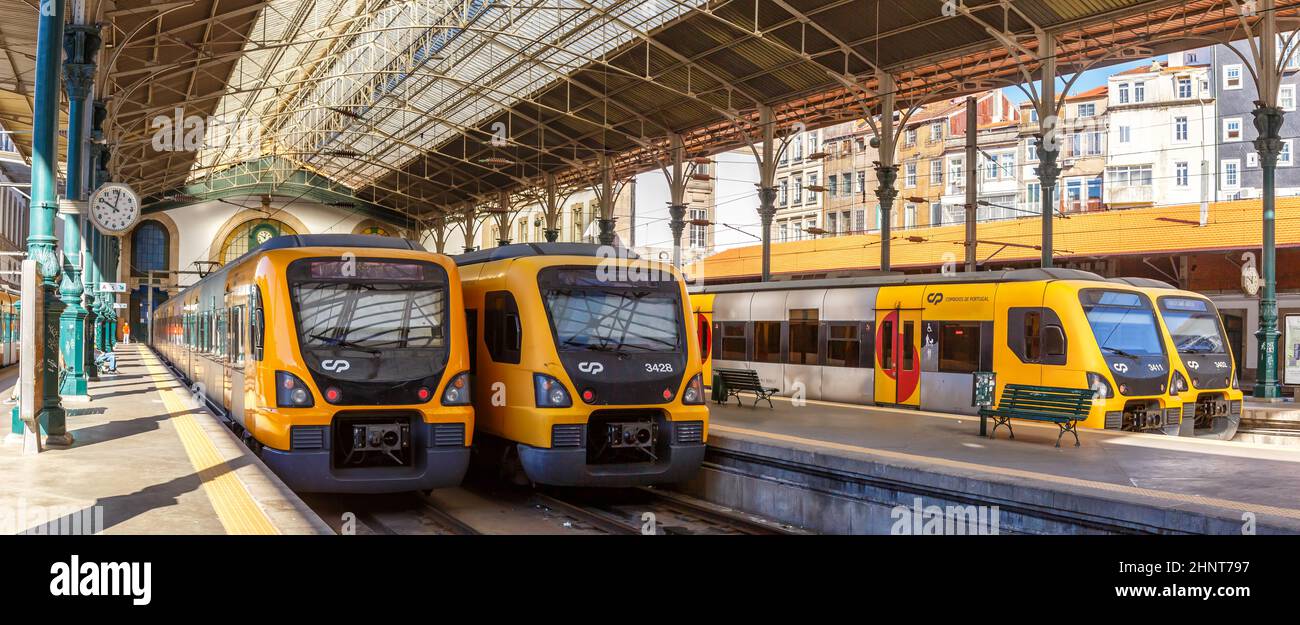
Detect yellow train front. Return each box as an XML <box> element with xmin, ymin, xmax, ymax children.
<box><xmin>1114</xmin><ymin>278</ymin><xmax>1245</xmax><ymax>438</ymax></box>
<box><xmin>153</xmin><ymin>234</ymin><xmax>473</xmax><ymax>493</ymax></box>
<box><xmin>456</xmin><ymin>244</ymin><xmax>709</xmax><ymax>487</ymax></box>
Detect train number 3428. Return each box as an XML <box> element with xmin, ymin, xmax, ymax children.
<box><xmin>645</xmin><ymin>363</ymin><xmax>675</xmax><ymax>374</ymax></box>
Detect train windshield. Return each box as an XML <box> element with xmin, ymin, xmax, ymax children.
<box><xmin>540</xmin><ymin>269</ymin><xmax>682</xmax><ymax>353</ymax></box>
<box><xmin>1159</xmin><ymin>297</ymin><xmax>1228</xmax><ymax>354</ymax></box>
<box><xmin>290</xmin><ymin>260</ymin><xmax>448</xmax><ymax>350</ymax></box>
<box><xmin>1079</xmin><ymin>290</ymin><xmax>1164</xmax><ymax>357</ymax></box>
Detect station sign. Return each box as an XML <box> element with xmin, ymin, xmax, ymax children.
<box><xmin>99</xmin><ymin>282</ymin><xmax>128</xmax><ymax>293</ymax></box>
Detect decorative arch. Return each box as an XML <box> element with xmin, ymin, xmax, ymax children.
<box><xmin>207</xmin><ymin>207</ymin><xmax>311</xmax><ymax>265</ymax></box>
<box><xmin>351</xmin><ymin>218</ymin><xmax>404</xmax><ymax>238</ymax></box>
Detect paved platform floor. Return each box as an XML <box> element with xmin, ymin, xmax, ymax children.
<box><xmin>707</xmin><ymin>394</ymin><xmax>1300</xmax><ymax>529</ymax></box>
<box><xmin>0</xmin><ymin>345</ymin><xmax>329</xmax><ymax>535</ymax></box>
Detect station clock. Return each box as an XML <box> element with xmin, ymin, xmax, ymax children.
<box><xmin>88</xmin><ymin>182</ymin><xmax>142</xmax><ymax>234</ymax></box>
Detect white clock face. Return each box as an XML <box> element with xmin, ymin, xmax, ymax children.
<box><xmin>89</xmin><ymin>183</ymin><xmax>141</xmax><ymax>234</ymax></box>
<box><xmin>255</xmin><ymin>228</ymin><xmax>274</xmax><ymax>244</ymax></box>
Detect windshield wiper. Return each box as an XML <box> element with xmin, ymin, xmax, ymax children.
<box><xmin>1101</xmin><ymin>346</ymin><xmax>1140</xmax><ymax>359</ymax></box>
<box><xmin>309</xmin><ymin>333</ymin><xmax>381</xmax><ymax>354</ymax></box>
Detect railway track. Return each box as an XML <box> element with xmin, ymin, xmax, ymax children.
<box><xmin>533</xmin><ymin>488</ymin><xmax>808</xmax><ymax>535</ymax></box>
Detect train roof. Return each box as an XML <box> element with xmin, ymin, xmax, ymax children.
<box><xmin>689</xmin><ymin>267</ymin><xmax>1108</xmax><ymax>294</ymax></box>
<box><xmin>252</xmin><ymin>234</ymin><xmax>426</xmax><ymax>253</ymax></box>
<box><xmin>1110</xmin><ymin>277</ymin><xmax>1178</xmax><ymax>289</ymax></box>
<box><xmin>454</xmin><ymin>243</ymin><xmax>640</xmax><ymax>267</ymax></box>
<box><xmin>171</xmin><ymin>234</ymin><xmax>428</xmax><ymax>296</ymax></box>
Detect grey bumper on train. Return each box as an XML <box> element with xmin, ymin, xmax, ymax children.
<box><xmin>517</xmin><ymin>442</ymin><xmax>706</xmax><ymax>487</ymax></box>
<box><xmin>260</xmin><ymin>446</ymin><xmax>470</xmax><ymax>494</ymax></box>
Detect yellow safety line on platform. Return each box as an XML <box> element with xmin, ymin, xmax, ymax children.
<box><xmin>710</xmin><ymin>424</ymin><xmax>1300</xmax><ymax>522</ymax></box>
<box><xmin>139</xmin><ymin>349</ymin><xmax>279</xmax><ymax>535</ymax></box>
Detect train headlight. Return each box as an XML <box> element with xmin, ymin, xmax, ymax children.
<box><xmin>1231</xmin><ymin>372</ymin><xmax>1240</xmax><ymax>389</ymax></box>
<box><xmin>682</xmin><ymin>373</ymin><xmax>705</xmax><ymax>405</ymax></box>
<box><xmin>534</xmin><ymin>373</ymin><xmax>572</xmax><ymax>408</ymax></box>
<box><xmin>1086</xmin><ymin>372</ymin><xmax>1113</xmax><ymax>400</ymax></box>
<box><xmin>441</xmin><ymin>372</ymin><xmax>471</xmax><ymax>406</ymax></box>
<box><xmin>276</xmin><ymin>371</ymin><xmax>315</xmax><ymax>408</ymax></box>
<box><xmin>1170</xmin><ymin>370</ymin><xmax>1189</xmax><ymax>396</ymax></box>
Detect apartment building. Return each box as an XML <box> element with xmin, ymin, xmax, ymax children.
<box><xmin>773</xmin><ymin>127</ymin><xmax>824</xmax><ymax>242</ymax></box>
<box><xmin>939</xmin><ymin>120</ymin><xmax>1022</xmax><ymax>224</ymax></box>
<box><xmin>820</xmin><ymin>119</ymin><xmax>878</xmax><ymax>237</ymax></box>
<box><xmin>1018</xmin><ymin>86</ymin><xmax>1109</xmax><ymax>215</ymax></box>
<box><xmin>0</xmin><ymin>125</ymin><xmax>28</xmax><ymax>291</ymax></box>
<box><xmin>896</xmin><ymin>99</ymin><xmax>965</xmax><ymax>230</ymax></box>
<box><xmin>1104</xmin><ymin>60</ymin><xmax>1216</xmax><ymax>209</ymax></box>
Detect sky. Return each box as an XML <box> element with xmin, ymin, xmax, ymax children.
<box><xmin>1002</xmin><ymin>59</ymin><xmax>1153</xmax><ymax>104</ymax></box>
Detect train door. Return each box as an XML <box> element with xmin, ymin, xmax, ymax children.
<box><xmin>875</xmin><ymin>307</ymin><xmax>922</xmax><ymax>407</ymax></box>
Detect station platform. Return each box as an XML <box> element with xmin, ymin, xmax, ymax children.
<box><xmin>0</xmin><ymin>345</ymin><xmax>330</xmax><ymax>535</ymax></box>
<box><xmin>682</xmin><ymin>395</ymin><xmax>1300</xmax><ymax>534</ymax></box>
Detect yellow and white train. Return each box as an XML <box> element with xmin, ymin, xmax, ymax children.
<box><xmin>692</xmin><ymin>268</ymin><xmax>1242</xmax><ymax>436</ymax></box>
<box><xmin>153</xmin><ymin>234</ymin><xmax>474</xmax><ymax>493</ymax></box>
<box><xmin>456</xmin><ymin>243</ymin><xmax>708</xmax><ymax>487</ymax></box>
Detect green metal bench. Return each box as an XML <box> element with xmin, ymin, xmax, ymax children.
<box><xmin>978</xmin><ymin>384</ymin><xmax>1094</xmax><ymax>448</ymax></box>
<box><xmin>713</xmin><ymin>367</ymin><xmax>779</xmax><ymax>408</ymax></box>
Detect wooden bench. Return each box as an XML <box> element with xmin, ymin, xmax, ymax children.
<box><xmin>713</xmin><ymin>367</ymin><xmax>780</xmax><ymax>408</ymax></box>
<box><xmin>978</xmin><ymin>384</ymin><xmax>1094</xmax><ymax>448</ymax></box>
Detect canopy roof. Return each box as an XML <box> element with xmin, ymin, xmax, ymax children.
<box><xmin>1</xmin><ymin>1</ymin><xmax>1293</xmax><ymax>218</ymax></box>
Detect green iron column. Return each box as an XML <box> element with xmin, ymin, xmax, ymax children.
<box><xmin>84</xmin><ymin>101</ymin><xmax>107</xmax><ymax>378</ymax></box>
<box><xmin>1253</xmin><ymin>105</ymin><xmax>1284</xmax><ymax>399</ymax></box>
<box><xmin>17</xmin><ymin>0</ymin><xmax>68</xmax><ymax>442</ymax></box>
<box><xmin>56</xmin><ymin>23</ymin><xmax>101</xmax><ymax>399</ymax></box>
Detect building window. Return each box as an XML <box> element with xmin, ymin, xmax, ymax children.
<box><xmin>1248</xmin><ymin>152</ymin><xmax>1259</xmax><ymax>167</ymax></box>
<box><xmin>930</xmin><ymin>121</ymin><xmax>944</xmax><ymax>142</ymax></box>
<box><xmin>778</xmin><ymin>222</ymin><xmax>788</xmax><ymax>242</ymax></box>
<box><xmin>1108</xmin><ymin>165</ymin><xmax>1153</xmax><ymax>187</ymax></box>
<box><xmin>1283</xmin><ymin>85</ymin><xmax>1297</xmax><ymax>112</ymax></box>
<box><xmin>1174</xmin><ymin>116</ymin><xmax>1189</xmax><ymax>142</ymax></box>
<box><xmin>1077</xmin><ymin>103</ymin><xmax>1096</xmax><ymax>117</ymax></box>
<box><xmin>930</xmin><ymin>158</ymin><xmax>943</xmax><ymax>185</ymax></box>
<box><xmin>1225</xmin><ymin>64</ymin><xmax>1243</xmax><ymax>90</ymax></box>
<box><xmin>1133</xmin><ymin>81</ymin><xmax>1145</xmax><ymax>102</ymax></box>
<box><xmin>1222</xmin><ymin>160</ymin><xmax>1241</xmax><ymax>189</ymax></box>
<box><xmin>856</xmin><ymin>171</ymin><xmax>866</xmax><ymax>195</ymax></box>
<box><xmin>788</xmin><ymin>309</ymin><xmax>819</xmax><ymax>365</ymax></box>
<box><xmin>690</xmin><ymin>207</ymin><xmax>707</xmax><ymax>248</ymax></box>
<box><xmin>1177</xmin><ymin>77</ymin><xmax>1193</xmax><ymax>99</ymax></box>
<box><xmin>905</xmin><ymin>162</ymin><xmax>918</xmax><ymax>188</ymax></box>
<box><xmin>1283</xmin><ymin>140</ymin><xmax>1294</xmax><ymax>167</ymax></box>
<box><xmin>1175</xmin><ymin>162</ymin><xmax>1189</xmax><ymax>187</ymax></box>
<box><xmin>841</xmin><ymin>174</ymin><xmax>852</xmax><ymax>197</ymax></box>
<box><xmin>904</xmin><ymin>128</ymin><xmax>917</xmax><ymax>147</ymax></box>
<box><xmin>131</xmin><ymin>221</ymin><xmax>169</xmax><ymax>277</ymax></box>
<box><xmin>950</xmin><ymin>157</ymin><xmax>964</xmax><ymax>187</ymax></box>
<box><xmin>779</xmin><ymin>179</ymin><xmax>789</xmax><ymax>205</ymax></box>
<box><xmin>1223</xmin><ymin>118</ymin><xmax>1243</xmax><ymax>142</ymax></box>
<box><xmin>1026</xmin><ymin>182</ymin><xmax>1041</xmax><ymax>205</ymax></box>
<box><xmin>1119</xmin><ymin>126</ymin><xmax>1131</xmax><ymax>144</ymax></box>
<box><xmin>1117</xmin><ymin>83</ymin><xmax>1130</xmax><ymax>104</ymax></box>
<box><xmin>827</xmin><ymin>174</ymin><xmax>838</xmax><ymax>198</ymax></box>
<box><xmin>219</xmin><ymin>219</ymin><xmax>296</xmax><ymax>265</ymax></box>
<box><xmin>1025</xmin><ymin>137</ymin><xmax>1039</xmax><ymax>162</ymax></box>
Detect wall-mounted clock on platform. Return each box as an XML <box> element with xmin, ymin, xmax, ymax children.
<box><xmin>88</xmin><ymin>182</ymin><xmax>141</xmax><ymax>234</ymax></box>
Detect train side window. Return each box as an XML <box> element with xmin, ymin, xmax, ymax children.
<box><xmin>1024</xmin><ymin>311</ymin><xmax>1042</xmax><ymax>361</ymax></box>
<box><xmin>717</xmin><ymin>322</ymin><xmax>747</xmax><ymax>360</ymax></box>
<box><xmin>788</xmin><ymin>309</ymin><xmax>819</xmax><ymax>365</ymax></box>
<box><xmin>938</xmin><ymin>322</ymin><xmax>981</xmax><ymax>373</ymax></box>
<box><xmin>880</xmin><ymin>320</ymin><xmax>894</xmax><ymax>369</ymax></box>
<box><xmin>250</xmin><ymin>287</ymin><xmax>265</xmax><ymax>361</ymax></box>
<box><xmin>753</xmin><ymin>321</ymin><xmax>782</xmax><ymax>363</ymax></box>
<box><xmin>1044</xmin><ymin>324</ymin><xmax>1067</xmax><ymax>359</ymax></box>
<box><xmin>232</xmin><ymin>306</ymin><xmax>245</xmax><ymax>364</ymax></box>
<box><xmin>485</xmin><ymin>291</ymin><xmax>521</xmax><ymax>364</ymax></box>
<box><xmin>826</xmin><ymin>323</ymin><xmax>860</xmax><ymax>367</ymax></box>
<box><xmin>902</xmin><ymin>321</ymin><xmax>915</xmax><ymax>370</ymax></box>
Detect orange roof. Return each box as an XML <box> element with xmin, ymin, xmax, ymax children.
<box><xmin>1113</xmin><ymin>63</ymin><xmax>1208</xmax><ymax>76</ymax></box>
<box><xmin>1065</xmin><ymin>86</ymin><xmax>1108</xmax><ymax>101</ymax></box>
<box><xmin>690</xmin><ymin>198</ymin><xmax>1298</xmax><ymax>280</ymax></box>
